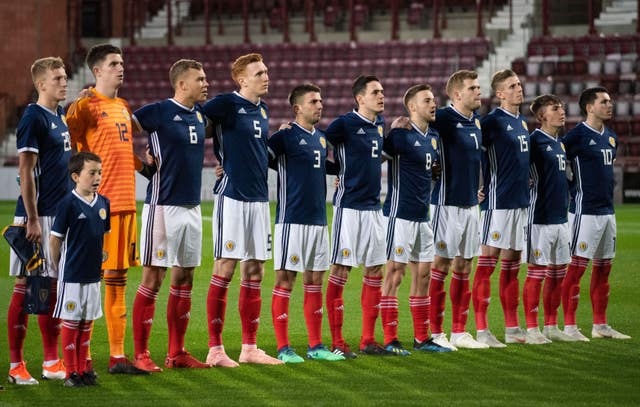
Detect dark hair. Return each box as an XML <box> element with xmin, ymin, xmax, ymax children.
<box><xmin>169</xmin><ymin>59</ymin><xmax>204</xmax><ymax>87</ymax></box>
<box><xmin>490</xmin><ymin>69</ymin><xmax>517</xmax><ymax>92</ymax></box>
<box><xmin>530</xmin><ymin>94</ymin><xmax>563</xmax><ymax>118</ymax></box>
<box><xmin>69</xmin><ymin>152</ymin><xmax>102</xmax><ymax>177</ymax></box>
<box><xmin>288</xmin><ymin>83</ymin><xmax>321</xmax><ymax>106</ymax></box>
<box><xmin>403</xmin><ymin>84</ymin><xmax>432</xmax><ymax>109</ymax></box>
<box><xmin>352</xmin><ymin>75</ymin><xmax>380</xmax><ymax>101</ymax></box>
<box><xmin>578</xmin><ymin>86</ymin><xmax>609</xmax><ymax>116</ymax></box>
<box><xmin>86</xmin><ymin>43</ymin><xmax>122</xmax><ymax>71</ymax></box>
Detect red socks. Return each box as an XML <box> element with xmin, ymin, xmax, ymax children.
<box><xmin>78</xmin><ymin>320</ymin><xmax>92</xmax><ymax>373</ymax></box>
<box><xmin>591</xmin><ymin>259</ymin><xmax>612</xmax><ymax>325</ymax></box>
<box><xmin>499</xmin><ymin>259</ymin><xmax>521</xmax><ymax>328</ymax></box>
<box><xmin>409</xmin><ymin>296</ymin><xmax>430</xmax><ymax>342</ymax></box>
<box><xmin>428</xmin><ymin>268</ymin><xmax>447</xmax><ymax>335</ymax></box>
<box><xmin>360</xmin><ymin>276</ymin><xmax>382</xmax><ymax>348</ymax></box>
<box><xmin>38</xmin><ymin>282</ymin><xmax>61</xmax><ymax>362</ymax></box>
<box><xmin>303</xmin><ymin>284</ymin><xmax>323</xmax><ymax>348</ymax></box>
<box><xmin>450</xmin><ymin>271</ymin><xmax>471</xmax><ymax>334</ymax></box>
<box><xmin>207</xmin><ymin>275</ymin><xmax>230</xmax><ymax>347</ymax></box>
<box><xmin>472</xmin><ymin>256</ymin><xmax>498</xmax><ymax>331</ymax></box>
<box><xmin>523</xmin><ymin>265</ymin><xmax>546</xmax><ymax>329</ymax></box>
<box><xmin>239</xmin><ymin>280</ymin><xmax>261</xmax><ymax>345</ymax></box>
<box><xmin>167</xmin><ymin>285</ymin><xmax>192</xmax><ymax>357</ymax></box>
<box><xmin>326</xmin><ymin>274</ymin><xmax>347</xmax><ymax>348</ymax></box>
<box><xmin>62</xmin><ymin>320</ymin><xmax>93</xmax><ymax>377</ymax></box>
<box><xmin>543</xmin><ymin>265</ymin><xmax>566</xmax><ymax>326</ymax></box>
<box><xmin>271</xmin><ymin>286</ymin><xmax>291</xmax><ymax>350</ymax></box>
<box><xmin>562</xmin><ymin>256</ymin><xmax>589</xmax><ymax>326</ymax></box>
<box><xmin>380</xmin><ymin>296</ymin><xmax>398</xmax><ymax>345</ymax></box>
<box><xmin>8</xmin><ymin>283</ymin><xmax>28</xmax><ymax>363</ymax></box>
<box><xmin>132</xmin><ymin>284</ymin><xmax>158</xmax><ymax>356</ymax></box>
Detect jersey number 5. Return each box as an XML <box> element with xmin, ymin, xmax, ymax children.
<box><xmin>253</xmin><ymin>120</ymin><xmax>262</xmax><ymax>139</ymax></box>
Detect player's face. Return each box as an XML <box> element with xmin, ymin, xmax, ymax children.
<box><xmin>457</xmin><ymin>78</ymin><xmax>481</xmax><ymax>112</ymax></box>
<box><xmin>240</xmin><ymin>61</ymin><xmax>269</xmax><ymax>98</ymax></box>
<box><xmin>40</xmin><ymin>67</ymin><xmax>68</xmax><ymax>102</ymax></box>
<box><xmin>496</xmin><ymin>75</ymin><xmax>523</xmax><ymax>107</ymax></box>
<box><xmin>541</xmin><ymin>103</ymin><xmax>565</xmax><ymax>129</ymax></box>
<box><xmin>95</xmin><ymin>53</ymin><xmax>125</xmax><ymax>89</ymax></box>
<box><xmin>358</xmin><ymin>80</ymin><xmax>384</xmax><ymax>115</ymax></box>
<box><xmin>74</xmin><ymin>160</ymin><xmax>102</xmax><ymax>196</ymax></box>
<box><xmin>413</xmin><ymin>89</ymin><xmax>437</xmax><ymax>123</ymax></box>
<box><xmin>588</xmin><ymin>92</ymin><xmax>613</xmax><ymax>121</ymax></box>
<box><xmin>296</xmin><ymin>91</ymin><xmax>323</xmax><ymax>126</ymax></box>
<box><xmin>183</xmin><ymin>68</ymin><xmax>208</xmax><ymax>103</ymax></box>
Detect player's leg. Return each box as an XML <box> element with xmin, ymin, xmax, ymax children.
<box><xmin>450</xmin><ymin>257</ymin><xmax>488</xmax><ymax>349</ymax></box>
<box><xmin>132</xmin><ymin>266</ymin><xmax>165</xmax><ymax>372</ymax></box>
<box><xmin>61</xmin><ymin>319</ymin><xmax>81</xmax><ymax>386</ymax></box>
<box><xmin>499</xmin><ymin>248</ymin><xmax>525</xmax><ymax>343</ymax></box>
<box><xmin>381</xmin><ymin>260</ymin><xmax>408</xmax><ymax>355</ymax></box>
<box><xmin>410</xmin><ymin>260</ymin><xmax>447</xmax><ymax>352</ymax></box>
<box><xmin>7</xmin><ymin>268</ymin><xmax>38</xmax><ymax>385</ymax></box>
<box><xmin>304</xmin><ymin>267</ymin><xmax>344</xmax><ymax>361</ymax></box>
<box><xmin>273</xmin><ymin>270</ymin><xmax>303</xmax><ymax>363</ymax></box>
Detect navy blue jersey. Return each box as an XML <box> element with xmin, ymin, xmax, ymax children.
<box><xmin>563</xmin><ymin>122</ymin><xmax>616</xmax><ymax>215</ymax></box>
<box><xmin>15</xmin><ymin>104</ymin><xmax>72</xmax><ymax>217</ymax></box>
<box><xmin>267</xmin><ymin>123</ymin><xmax>328</xmax><ymax>225</ymax></box>
<box><xmin>382</xmin><ymin>123</ymin><xmax>439</xmax><ymax>222</ymax></box>
<box><xmin>430</xmin><ymin>106</ymin><xmax>482</xmax><ymax>206</ymax></box>
<box><xmin>529</xmin><ymin>129</ymin><xmax>568</xmax><ymax>224</ymax></box>
<box><xmin>51</xmin><ymin>191</ymin><xmax>110</xmax><ymax>284</ymax></box>
<box><xmin>480</xmin><ymin>108</ymin><xmax>530</xmax><ymax>210</ymax></box>
<box><xmin>134</xmin><ymin>99</ymin><xmax>206</xmax><ymax>206</ymax></box>
<box><xmin>202</xmin><ymin>91</ymin><xmax>269</xmax><ymax>202</ymax></box>
<box><xmin>326</xmin><ymin>110</ymin><xmax>384</xmax><ymax>210</ymax></box>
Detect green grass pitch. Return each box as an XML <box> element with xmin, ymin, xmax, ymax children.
<box><xmin>0</xmin><ymin>201</ymin><xmax>638</xmax><ymax>406</ymax></box>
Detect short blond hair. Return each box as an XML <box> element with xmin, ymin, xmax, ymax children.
<box><xmin>31</xmin><ymin>57</ymin><xmax>65</xmax><ymax>86</ymax></box>
<box><xmin>445</xmin><ymin>70</ymin><xmax>477</xmax><ymax>99</ymax></box>
<box><xmin>231</xmin><ymin>53</ymin><xmax>263</xmax><ymax>84</ymax></box>
<box><xmin>169</xmin><ymin>59</ymin><xmax>204</xmax><ymax>88</ymax></box>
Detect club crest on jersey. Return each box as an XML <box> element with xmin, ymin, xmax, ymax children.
<box><xmin>289</xmin><ymin>255</ymin><xmax>300</xmax><ymax>265</ymax></box>
<box><xmin>225</xmin><ymin>240</ymin><xmax>236</xmax><ymax>252</ymax></box>
<box><xmin>102</xmin><ymin>251</ymin><xmax>108</xmax><ymax>263</ymax></box>
<box><xmin>578</xmin><ymin>241</ymin><xmax>588</xmax><ymax>251</ymax></box>
<box><xmin>395</xmin><ymin>247</ymin><xmax>405</xmax><ymax>256</ymax></box>
<box><xmin>341</xmin><ymin>248</ymin><xmax>351</xmax><ymax>258</ymax></box>
<box><xmin>122</xmin><ymin>108</ymin><xmax>131</xmax><ymax>121</ymax></box>
<box><xmin>491</xmin><ymin>231</ymin><xmax>501</xmax><ymax>241</ymax></box>
<box><xmin>260</xmin><ymin>107</ymin><xmax>267</xmax><ymax>119</ymax></box>
<box><xmin>196</xmin><ymin>111</ymin><xmax>203</xmax><ymax>123</ymax></box>
<box><xmin>65</xmin><ymin>301</ymin><xmax>77</xmax><ymax>312</ymax></box>
<box><xmin>533</xmin><ymin>249</ymin><xmax>542</xmax><ymax>258</ymax></box>
<box><xmin>522</xmin><ymin>120</ymin><xmax>528</xmax><ymax>131</ymax></box>
<box><xmin>156</xmin><ymin>250</ymin><xmax>165</xmax><ymax>260</ymax></box>
<box><xmin>475</xmin><ymin>118</ymin><xmax>481</xmax><ymax>129</ymax></box>
<box><xmin>61</xmin><ymin>115</ymin><xmax>67</xmax><ymax>125</ymax></box>
<box><xmin>99</xmin><ymin>208</ymin><xmax>107</xmax><ymax>220</ymax></box>
<box><xmin>436</xmin><ymin>241</ymin><xmax>447</xmax><ymax>251</ymax></box>
<box><xmin>377</xmin><ymin>125</ymin><xmax>383</xmax><ymax>137</ymax></box>
<box><xmin>609</xmin><ymin>137</ymin><xmax>615</xmax><ymax>147</ymax></box>
<box><xmin>431</xmin><ymin>138</ymin><xmax>437</xmax><ymax>150</ymax></box>
<box><xmin>319</xmin><ymin>137</ymin><xmax>326</xmax><ymax>148</ymax></box>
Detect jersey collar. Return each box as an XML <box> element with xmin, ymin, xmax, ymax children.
<box><xmin>352</xmin><ymin>109</ymin><xmax>381</xmax><ymax>126</ymax></box>
<box><xmin>536</xmin><ymin>128</ymin><xmax>559</xmax><ymax>141</ymax></box>
<box><xmin>169</xmin><ymin>98</ymin><xmax>195</xmax><ymax>112</ymax></box>
<box><xmin>581</xmin><ymin>121</ymin><xmax>605</xmax><ymax>136</ymax></box>
<box><xmin>292</xmin><ymin>121</ymin><xmax>315</xmax><ymax>136</ymax></box>
<box><xmin>35</xmin><ymin>103</ymin><xmax>60</xmax><ymax>117</ymax></box>
<box><xmin>410</xmin><ymin>121</ymin><xmax>429</xmax><ymax>137</ymax></box>
<box><xmin>72</xmin><ymin>189</ymin><xmax>98</xmax><ymax>206</ymax></box>
<box><xmin>497</xmin><ymin>106</ymin><xmax>520</xmax><ymax>119</ymax></box>
<box><xmin>448</xmin><ymin>105</ymin><xmax>475</xmax><ymax>121</ymax></box>
<box><xmin>233</xmin><ymin>90</ymin><xmax>261</xmax><ymax>106</ymax></box>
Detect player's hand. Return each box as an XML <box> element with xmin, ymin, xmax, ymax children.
<box><xmin>215</xmin><ymin>165</ymin><xmax>224</xmax><ymax>180</ymax></box>
<box><xmin>391</xmin><ymin>116</ymin><xmax>411</xmax><ymax>130</ymax></box>
<box><xmin>432</xmin><ymin>160</ymin><xmax>441</xmax><ymax>180</ymax></box>
<box><xmin>145</xmin><ymin>144</ymin><xmax>155</xmax><ymax>165</ymax></box>
<box><xmin>334</xmin><ymin>177</ymin><xmax>339</xmax><ymax>188</ymax></box>
<box><xmin>477</xmin><ymin>186</ymin><xmax>485</xmax><ymax>204</ymax></box>
<box><xmin>26</xmin><ymin>217</ymin><xmax>42</xmax><ymax>243</ymax></box>
<box><xmin>77</xmin><ymin>87</ymin><xmax>94</xmax><ymax>99</ymax></box>
<box><xmin>529</xmin><ymin>177</ymin><xmax>534</xmax><ymax>188</ymax></box>
<box><xmin>279</xmin><ymin>122</ymin><xmax>293</xmax><ymax>131</ymax></box>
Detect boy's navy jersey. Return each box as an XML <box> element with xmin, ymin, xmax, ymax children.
<box><xmin>202</xmin><ymin>91</ymin><xmax>269</xmax><ymax>202</ymax></box>
<box><xmin>382</xmin><ymin>123</ymin><xmax>439</xmax><ymax>222</ymax></box>
<box><xmin>15</xmin><ymin>104</ymin><xmax>72</xmax><ymax>217</ymax></box>
<box><xmin>480</xmin><ymin>107</ymin><xmax>530</xmax><ymax>211</ymax></box>
<box><xmin>51</xmin><ymin>190</ymin><xmax>110</xmax><ymax>284</ymax></box>
<box><xmin>267</xmin><ymin>122</ymin><xmax>328</xmax><ymax>225</ymax></box>
<box><xmin>563</xmin><ymin>122</ymin><xmax>617</xmax><ymax>215</ymax></box>
<box><xmin>430</xmin><ymin>106</ymin><xmax>482</xmax><ymax>207</ymax></box>
<box><xmin>529</xmin><ymin>129</ymin><xmax>569</xmax><ymax>224</ymax></box>
<box><xmin>133</xmin><ymin>99</ymin><xmax>206</xmax><ymax>206</ymax></box>
<box><xmin>326</xmin><ymin>110</ymin><xmax>384</xmax><ymax>210</ymax></box>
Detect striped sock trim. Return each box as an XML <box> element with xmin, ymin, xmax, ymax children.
<box><xmin>451</xmin><ymin>271</ymin><xmax>469</xmax><ymax>281</ymax></box>
<box><xmin>210</xmin><ymin>275</ymin><xmax>231</xmax><ymax>288</ymax></box>
<box><xmin>328</xmin><ymin>274</ymin><xmax>348</xmax><ymax>286</ymax></box>
<box><xmin>363</xmin><ymin>276</ymin><xmax>382</xmax><ymax>287</ymax></box>
<box><xmin>570</xmin><ymin>256</ymin><xmax>590</xmax><ymax>268</ymax></box>
<box><xmin>240</xmin><ymin>280</ymin><xmax>261</xmax><ymax>290</ymax></box>
<box><xmin>169</xmin><ymin>285</ymin><xmax>192</xmax><ymax>299</ymax></box>
<box><xmin>478</xmin><ymin>255</ymin><xmax>499</xmax><ymax>268</ymax></box>
<box><xmin>13</xmin><ymin>284</ymin><xmax>26</xmax><ymax>295</ymax></box>
<box><xmin>431</xmin><ymin>269</ymin><xmax>448</xmax><ymax>282</ymax></box>
<box><xmin>409</xmin><ymin>296</ymin><xmax>430</xmax><ymax>307</ymax></box>
<box><xmin>527</xmin><ymin>265</ymin><xmax>547</xmax><ymax>279</ymax></box>
<box><xmin>137</xmin><ymin>285</ymin><xmax>159</xmax><ymax>300</ymax></box>
<box><xmin>303</xmin><ymin>284</ymin><xmax>322</xmax><ymax>293</ymax></box>
<box><xmin>272</xmin><ymin>286</ymin><xmax>292</xmax><ymax>298</ymax></box>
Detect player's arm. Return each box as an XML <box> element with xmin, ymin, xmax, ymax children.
<box><xmin>65</xmin><ymin>99</ymin><xmax>89</xmax><ymax>151</ymax></box>
<box><xmin>49</xmin><ymin>234</ymin><xmax>63</xmax><ymax>273</ymax></box>
<box><xmin>131</xmin><ymin>110</ymin><xmax>157</xmax><ymax>179</ymax></box>
<box><xmin>19</xmin><ymin>152</ymin><xmax>41</xmax><ymax>243</ymax></box>
<box><xmin>266</xmin><ymin>131</ymin><xmax>284</xmax><ymax>171</ymax></box>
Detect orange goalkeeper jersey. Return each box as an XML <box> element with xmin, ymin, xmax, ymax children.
<box><xmin>66</xmin><ymin>88</ymin><xmax>136</xmax><ymax>213</ymax></box>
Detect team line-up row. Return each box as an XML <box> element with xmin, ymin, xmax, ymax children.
<box><xmin>6</xmin><ymin>43</ymin><xmax>629</xmax><ymax>388</ymax></box>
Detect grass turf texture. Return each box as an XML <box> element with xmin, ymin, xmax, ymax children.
<box><xmin>0</xmin><ymin>201</ymin><xmax>638</xmax><ymax>406</ymax></box>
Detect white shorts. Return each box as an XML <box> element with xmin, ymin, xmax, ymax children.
<box><xmin>274</xmin><ymin>223</ymin><xmax>330</xmax><ymax>272</ymax></box>
<box><xmin>53</xmin><ymin>281</ymin><xmax>102</xmax><ymax>321</ymax></box>
<box><xmin>480</xmin><ymin>208</ymin><xmax>527</xmax><ymax>251</ymax></box>
<box><xmin>9</xmin><ymin>216</ymin><xmax>57</xmax><ymax>278</ymax></box>
<box><xmin>385</xmin><ymin>217</ymin><xmax>434</xmax><ymax>263</ymax></box>
<box><xmin>430</xmin><ymin>205</ymin><xmax>480</xmax><ymax>259</ymax></box>
<box><xmin>213</xmin><ymin>195</ymin><xmax>272</xmax><ymax>261</ymax></box>
<box><xmin>569</xmin><ymin>213</ymin><xmax>616</xmax><ymax>259</ymax></box>
<box><xmin>331</xmin><ymin>207</ymin><xmax>386</xmax><ymax>267</ymax></box>
<box><xmin>140</xmin><ymin>204</ymin><xmax>202</xmax><ymax>268</ymax></box>
<box><xmin>527</xmin><ymin>223</ymin><xmax>571</xmax><ymax>266</ymax></box>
